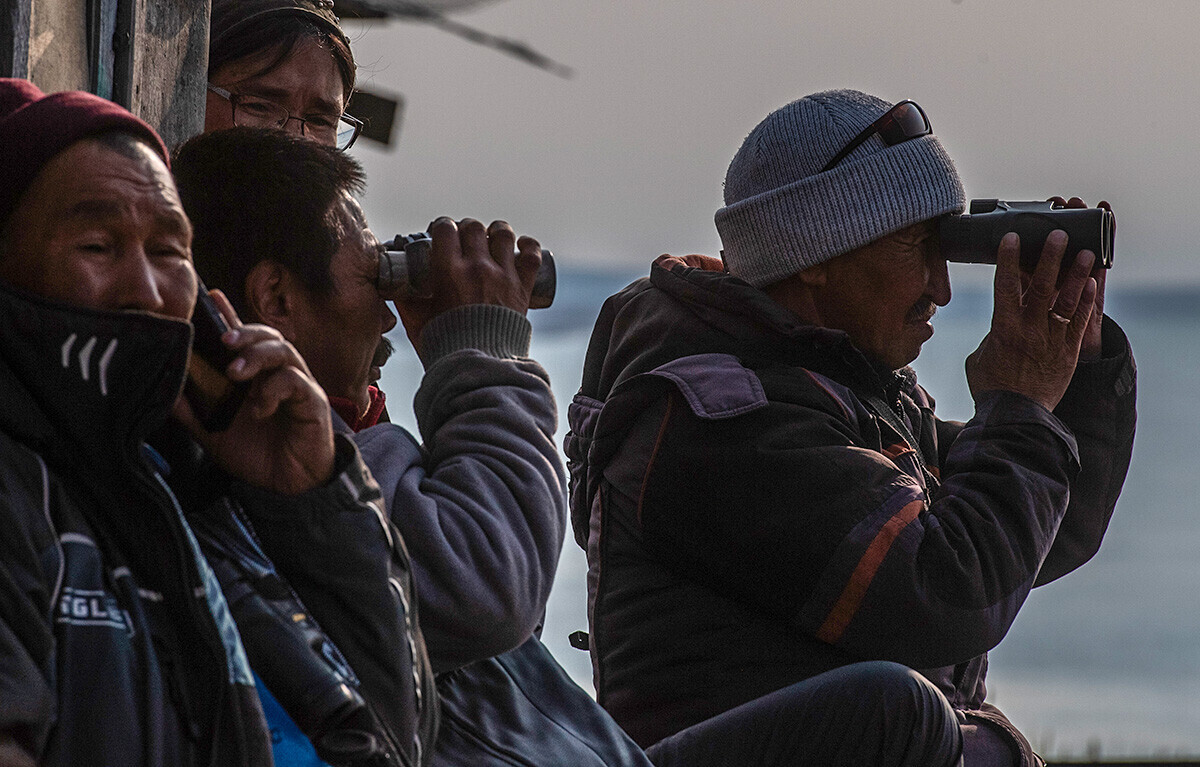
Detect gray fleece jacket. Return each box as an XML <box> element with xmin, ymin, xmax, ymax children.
<box><xmin>342</xmin><ymin>303</ymin><xmax>567</xmax><ymax>673</ymax></box>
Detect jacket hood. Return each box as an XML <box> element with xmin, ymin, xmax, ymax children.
<box><xmin>578</xmin><ymin>256</ymin><xmax>904</xmax><ymax>405</ymax></box>
<box><xmin>0</xmin><ymin>281</ymin><xmax>193</xmax><ymax>475</ymax></box>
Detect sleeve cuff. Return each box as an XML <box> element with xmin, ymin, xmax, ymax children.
<box><xmin>1070</xmin><ymin>314</ymin><xmax>1136</xmax><ymax>399</ymax></box>
<box><xmin>973</xmin><ymin>389</ymin><xmax>1080</xmax><ymax>465</ymax></box>
<box><xmin>418</xmin><ymin>304</ymin><xmax>532</xmax><ymax>368</ymax></box>
<box><xmin>230</xmin><ymin>433</ymin><xmax>370</xmax><ymax>523</ymax></box>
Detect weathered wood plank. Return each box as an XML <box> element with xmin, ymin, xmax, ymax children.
<box><xmin>1</xmin><ymin>0</ymin><xmax>34</xmax><ymax>78</ymax></box>
<box><xmin>113</xmin><ymin>0</ymin><xmax>210</xmax><ymax>149</ymax></box>
<box><xmin>18</xmin><ymin>0</ymin><xmax>88</xmax><ymax>90</ymax></box>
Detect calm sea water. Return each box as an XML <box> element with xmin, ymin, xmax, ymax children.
<box><xmin>378</xmin><ymin>268</ymin><xmax>1200</xmax><ymax>760</ymax></box>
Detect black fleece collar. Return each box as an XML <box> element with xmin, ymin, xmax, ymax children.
<box><xmin>0</xmin><ymin>281</ymin><xmax>193</xmax><ymax>477</ymax></box>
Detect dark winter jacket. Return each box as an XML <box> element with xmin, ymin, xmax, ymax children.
<box><xmin>565</xmin><ymin>258</ymin><xmax>1136</xmax><ymax>750</ymax></box>
<box><xmin>0</xmin><ymin>283</ymin><xmax>271</xmax><ymax>766</ymax></box>
<box><xmin>160</xmin><ymin>429</ymin><xmax>438</xmax><ymax>767</ymax></box>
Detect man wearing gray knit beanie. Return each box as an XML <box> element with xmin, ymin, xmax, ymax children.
<box><xmin>567</xmin><ymin>89</ymin><xmax>1136</xmax><ymax>767</ymax></box>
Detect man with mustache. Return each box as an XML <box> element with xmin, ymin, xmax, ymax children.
<box><xmin>566</xmin><ymin>90</ymin><xmax>1136</xmax><ymax>766</ymax></box>
<box><xmin>169</xmin><ymin>127</ymin><xmax>576</xmax><ymax>760</ymax></box>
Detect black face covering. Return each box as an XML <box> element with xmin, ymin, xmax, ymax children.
<box><xmin>0</xmin><ymin>280</ymin><xmax>193</xmax><ymax>475</ymax></box>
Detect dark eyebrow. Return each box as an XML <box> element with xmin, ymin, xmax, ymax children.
<box><xmin>237</xmin><ymin>84</ymin><xmax>343</xmax><ymax>116</ymax></box>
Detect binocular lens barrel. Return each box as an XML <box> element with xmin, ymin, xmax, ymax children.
<box><xmin>378</xmin><ymin>233</ymin><xmax>557</xmax><ymax>309</ymax></box>
<box><xmin>940</xmin><ymin>200</ymin><xmax>1114</xmax><ymax>274</ymax></box>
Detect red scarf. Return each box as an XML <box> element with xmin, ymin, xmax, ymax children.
<box><xmin>328</xmin><ymin>385</ymin><xmax>387</xmax><ymax>432</ymax></box>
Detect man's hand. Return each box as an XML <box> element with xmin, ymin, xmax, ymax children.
<box><xmin>393</xmin><ymin>218</ymin><xmax>541</xmax><ymax>355</ymax></box>
<box><xmin>1050</xmin><ymin>196</ymin><xmax>1110</xmax><ymax>360</ymax></box>
<box><xmin>174</xmin><ymin>290</ymin><xmax>336</xmax><ymax>495</ymax></box>
<box><xmin>965</xmin><ymin>226</ymin><xmax>1098</xmax><ymax>412</ymax></box>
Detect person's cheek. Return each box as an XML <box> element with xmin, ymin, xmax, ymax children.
<box><xmin>162</xmin><ymin>261</ymin><xmax>199</xmax><ymax>321</ymax></box>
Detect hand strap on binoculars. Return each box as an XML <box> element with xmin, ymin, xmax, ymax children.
<box><xmin>863</xmin><ymin>394</ymin><xmax>941</xmax><ymax>495</ymax></box>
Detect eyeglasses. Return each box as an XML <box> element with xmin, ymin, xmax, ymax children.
<box><xmin>207</xmin><ymin>84</ymin><xmax>364</xmax><ymax>151</ymax></box>
<box><xmin>820</xmin><ymin>100</ymin><xmax>932</xmax><ymax>173</ymax></box>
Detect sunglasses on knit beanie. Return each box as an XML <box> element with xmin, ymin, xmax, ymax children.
<box><xmin>820</xmin><ymin>100</ymin><xmax>933</xmax><ymax>173</ymax></box>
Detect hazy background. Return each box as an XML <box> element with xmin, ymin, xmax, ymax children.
<box><xmin>344</xmin><ymin>0</ymin><xmax>1199</xmax><ymax>285</ymax></box>
<box><xmin>340</xmin><ymin>0</ymin><xmax>1200</xmax><ymax>758</ymax></box>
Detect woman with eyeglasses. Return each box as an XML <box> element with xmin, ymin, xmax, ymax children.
<box><xmin>204</xmin><ymin>0</ymin><xmax>362</xmax><ymax>151</ymax></box>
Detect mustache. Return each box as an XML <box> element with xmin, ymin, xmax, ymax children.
<box><xmin>372</xmin><ymin>336</ymin><xmax>395</xmax><ymax>368</ymax></box>
<box><xmin>907</xmin><ymin>299</ymin><xmax>937</xmax><ymax>324</ymax></box>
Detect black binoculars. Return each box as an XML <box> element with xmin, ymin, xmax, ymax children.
<box><xmin>940</xmin><ymin>199</ymin><xmax>1115</xmax><ymax>274</ymax></box>
<box><xmin>378</xmin><ymin>232</ymin><xmax>557</xmax><ymax>309</ymax></box>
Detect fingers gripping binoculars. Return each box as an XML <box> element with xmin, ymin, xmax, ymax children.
<box><xmin>940</xmin><ymin>199</ymin><xmax>1115</xmax><ymax>273</ymax></box>
<box><xmin>378</xmin><ymin>232</ymin><xmax>557</xmax><ymax>309</ymax></box>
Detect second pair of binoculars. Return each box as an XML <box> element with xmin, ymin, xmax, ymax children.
<box><xmin>378</xmin><ymin>232</ymin><xmax>556</xmax><ymax>309</ymax></box>
<box><xmin>941</xmin><ymin>199</ymin><xmax>1115</xmax><ymax>274</ymax></box>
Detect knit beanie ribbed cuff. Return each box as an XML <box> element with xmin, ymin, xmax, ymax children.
<box><xmin>716</xmin><ymin>134</ymin><xmax>965</xmax><ymax>288</ymax></box>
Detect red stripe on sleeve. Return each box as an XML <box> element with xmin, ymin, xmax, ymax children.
<box><xmin>637</xmin><ymin>394</ymin><xmax>676</xmax><ymax>526</ymax></box>
<box><xmin>816</xmin><ymin>499</ymin><xmax>924</xmax><ymax>644</ymax></box>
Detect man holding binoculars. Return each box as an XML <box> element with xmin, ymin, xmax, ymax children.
<box><xmin>566</xmin><ymin>89</ymin><xmax>1137</xmax><ymax>766</ymax></box>
<box><xmin>171</xmin><ymin>127</ymin><xmax>583</xmax><ymax>761</ymax></box>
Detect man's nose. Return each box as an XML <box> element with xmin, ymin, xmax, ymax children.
<box><xmin>928</xmin><ymin>255</ymin><xmax>952</xmax><ymax>307</ymax></box>
<box><xmin>117</xmin><ymin>251</ymin><xmax>166</xmax><ymax>313</ymax></box>
<box><xmin>381</xmin><ymin>299</ymin><xmax>398</xmax><ymax>334</ymax></box>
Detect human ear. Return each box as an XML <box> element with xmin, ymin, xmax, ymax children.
<box><xmin>797</xmin><ymin>262</ymin><xmax>828</xmax><ymax>288</ymax></box>
<box><xmin>762</xmin><ymin>263</ymin><xmax>830</xmax><ymax>325</ymax></box>
<box><xmin>243</xmin><ymin>260</ymin><xmax>295</xmax><ymax>339</ymax></box>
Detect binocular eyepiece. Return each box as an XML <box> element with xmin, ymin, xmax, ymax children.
<box><xmin>377</xmin><ymin>232</ymin><xmax>557</xmax><ymax>309</ymax></box>
<box><xmin>940</xmin><ymin>199</ymin><xmax>1115</xmax><ymax>274</ymax></box>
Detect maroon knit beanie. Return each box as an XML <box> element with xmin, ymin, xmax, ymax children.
<box><xmin>0</xmin><ymin>78</ymin><xmax>170</xmax><ymax>229</ymax></box>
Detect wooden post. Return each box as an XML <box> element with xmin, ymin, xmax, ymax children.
<box><xmin>1</xmin><ymin>0</ymin><xmax>33</xmax><ymax>78</ymax></box>
<box><xmin>2</xmin><ymin>0</ymin><xmax>210</xmax><ymax>148</ymax></box>
<box><xmin>4</xmin><ymin>0</ymin><xmax>89</xmax><ymax>89</ymax></box>
<box><xmin>112</xmin><ymin>0</ymin><xmax>211</xmax><ymax>149</ymax></box>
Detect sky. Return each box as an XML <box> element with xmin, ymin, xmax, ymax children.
<box><xmin>342</xmin><ymin>0</ymin><xmax>1200</xmax><ymax>287</ymax></box>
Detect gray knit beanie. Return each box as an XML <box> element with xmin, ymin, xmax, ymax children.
<box><xmin>715</xmin><ymin>89</ymin><xmax>966</xmax><ymax>288</ymax></box>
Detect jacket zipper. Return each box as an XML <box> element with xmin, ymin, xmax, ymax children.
<box><xmin>138</xmin><ymin>457</ymin><xmax>244</xmax><ymax>763</ymax></box>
